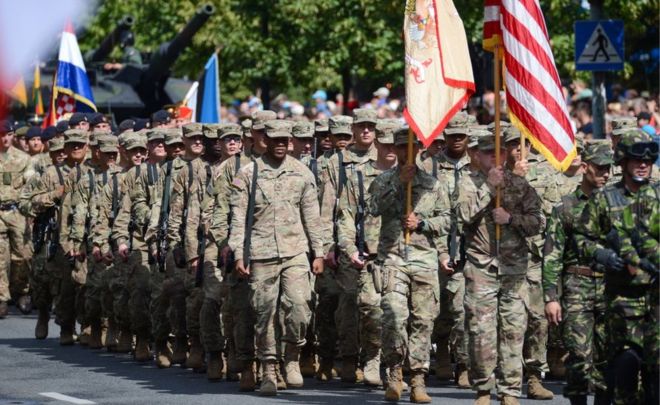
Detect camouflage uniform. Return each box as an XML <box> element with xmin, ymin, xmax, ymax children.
<box><xmin>367</xmin><ymin>138</ymin><xmax>451</xmax><ymax>382</ymax></box>
<box><xmin>542</xmin><ymin>142</ymin><xmax>614</xmax><ymax>399</ymax></box>
<box><xmin>456</xmin><ymin>135</ymin><xmax>544</xmax><ymax>398</ymax></box>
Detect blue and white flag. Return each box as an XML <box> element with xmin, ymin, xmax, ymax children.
<box><xmin>196</xmin><ymin>53</ymin><xmax>220</xmax><ymax>123</ymax></box>
<box><xmin>55</xmin><ymin>22</ymin><xmax>96</xmax><ymax>113</ymax></box>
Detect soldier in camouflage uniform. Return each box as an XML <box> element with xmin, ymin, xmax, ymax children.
<box><xmin>0</xmin><ymin>121</ymin><xmax>32</xmax><ymax>319</ymax></box>
<box><xmin>456</xmin><ymin>134</ymin><xmax>544</xmax><ymax>405</ymax></box>
<box><xmin>335</xmin><ymin>119</ymin><xmax>399</xmax><ymax>387</ymax></box>
<box><xmin>229</xmin><ymin>120</ymin><xmax>325</xmax><ymax>396</ymax></box>
<box><xmin>502</xmin><ymin>126</ymin><xmax>556</xmax><ymax>399</ymax></box>
<box><xmin>291</xmin><ymin>121</ymin><xmax>314</xmax><ymax>161</ymax></box>
<box><xmin>543</xmin><ymin>141</ymin><xmax>614</xmax><ymax>405</ymax></box>
<box><xmin>576</xmin><ymin>130</ymin><xmax>658</xmax><ymax>405</ymax></box>
<box><xmin>421</xmin><ymin>112</ymin><xmax>472</xmax><ymax>386</ymax></box>
<box><xmin>368</xmin><ymin>128</ymin><xmax>450</xmax><ymax>403</ymax></box>
<box><xmin>318</xmin><ymin>110</ymin><xmax>378</xmax><ymax>383</ymax></box>
<box><xmin>21</xmin><ymin>130</ymin><xmax>89</xmax><ymax>344</ymax></box>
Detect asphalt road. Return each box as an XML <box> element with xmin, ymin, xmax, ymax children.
<box><xmin>0</xmin><ymin>306</ymin><xmax>578</xmax><ymax>405</ymax></box>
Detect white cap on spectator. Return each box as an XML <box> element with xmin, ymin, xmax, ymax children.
<box><xmin>373</xmin><ymin>87</ymin><xmax>390</xmax><ymax>98</ymax></box>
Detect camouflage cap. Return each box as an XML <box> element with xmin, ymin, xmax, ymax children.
<box><xmin>292</xmin><ymin>121</ymin><xmax>314</xmax><ymax>139</ymax></box>
<box><xmin>218</xmin><ymin>123</ymin><xmax>242</xmax><ymax>139</ymax></box>
<box><xmin>164</xmin><ymin>128</ymin><xmax>184</xmax><ymax>145</ymax></box>
<box><xmin>64</xmin><ymin>129</ymin><xmax>88</xmax><ymax>145</ymax></box>
<box><xmin>147</xmin><ymin>129</ymin><xmax>166</xmax><ymax>142</ymax></box>
<box><xmin>611</xmin><ymin>116</ymin><xmax>637</xmax><ymax>136</ymax></box>
<box><xmin>503</xmin><ymin>126</ymin><xmax>521</xmax><ymax>143</ymax></box>
<box><xmin>182</xmin><ymin>122</ymin><xmax>203</xmax><ymax>138</ymax></box>
<box><xmin>88</xmin><ymin>132</ymin><xmax>98</xmax><ymax>147</ymax></box>
<box><xmin>252</xmin><ymin>110</ymin><xmax>277</xmax><ymax>130</ymax></box>
<box><xmin>48</xmin><ymin>137</ymin><xmax>65</xmax><ymax>152</ymax></box>
<box><xmin>614</xmin><ymin>129</ymin><xmax>656</xmax><ymax>163</ymax></box>
<box><xmin>352</xmin><ymin>108</ymin><xmax>378</xmax><ymax>124</ymax></box>
<box><xmin>314</xmin><ymin>118</ymin><xmax>329</xmax><ymax>133</ymax></box>
<box><xmin>487</xmin><ymin>120</ymin><xmax>512</xmax><ymax>132</ymax></box>
<box><xmin>582</xmin><ymin>140</ymin><xmax>614</xmax><ymax>165</ymax></box>
<box><xmin>123</xmin><ymin>132</ymin><xmax>148</xmax><ymax>150</ymax></box>
<box><xmin>264</xmin><ymin>120</ymin><xmax>293</xmax><ymax>138</ymax></box>
<box><xmin>466</xmin><ymin>114</ymin><xmax>478</xmax><ymax>127</ymax></box>
<box><xmin>97</xmin><ymin>135</ymin><xmax>119</xmax><ymax>153</ymax></box>
<box><xmin>240</xmin><ymin>118</ymin><xmax>253</xmax><ymax>138</ymax></box>
<box><xmin>375</xmin><ymin>119</ymin><xmax>401</xmax><ymax>145</ymax></box>
<box><xmin>14</xmin><ymin>125</ymin><xmax>28</xmax><ymax>138</ymax></box>
<box><xmin>468</xmin><ymin>128</ymin><xmax>491</xmax><ymax>148</ymax></box>
<box><xmin>393</xmin><ymin>127</ymin><xmax>420</xmax><ymax>146</ymax></box>
<box><xmin>444</xmin><ymin>111</ymin><xmax>470</xmax><ymax>136</ymax></box>
<box><xmin>575</xmin><ymin>134</ymin><xmax>585</xmax><ymax>151</ymax></box>
<box><xmin>477</xmin><ymin>134</ymin><xmax>504</xmax><ymax>151</ymax></box>
<box><xmin>329</xmin><ymin>115</ymin><xmax>353</xmax><ymax>136</ymax></box>
<box><xmin>202</xmin><ymin>123</ymin><xmax>222</xmax><ymax>139</ymax></box>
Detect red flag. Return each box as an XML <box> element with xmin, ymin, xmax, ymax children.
<box><xmin>403</xmin><ymin>0</ymin><xmax>475</xmax><ymax>147</ymax></box>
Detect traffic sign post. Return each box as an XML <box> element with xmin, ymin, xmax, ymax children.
<box><xmin>575</xmin><ymin>20</ymin><xmax>624</xmax><ymax>71</ymax></box>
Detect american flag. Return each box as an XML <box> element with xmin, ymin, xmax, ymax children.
<box><xmin>483</xmin><ymin>0</ymin><xmax>575</xmax><ymax>170</ymax></box>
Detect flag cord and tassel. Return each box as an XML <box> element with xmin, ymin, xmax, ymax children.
<box><xmin>494</xmin><ymin>45</ymin><xmax>502</xmax><ymax>256</ymax></box>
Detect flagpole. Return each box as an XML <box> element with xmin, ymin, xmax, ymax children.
<box><xmin>494</xmin><ymin>45</ymin><xmax>502</xmax><ymax>255</ymax></box>
<box><xmin>405</xmin><ymin>128</ymin><xmax>414</xmax><ymax>246</ymax></box>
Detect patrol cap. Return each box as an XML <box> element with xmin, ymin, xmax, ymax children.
<box><xmin>252</xmin><ymin>110</ymin><xmax>277</xmax><ymax>130</ymax></box>
<box><xmin>15</xmin><ymin>125</ymin><xmax>28</xmax><ymax>137</ymax></box>
<box><xmin>48</xmin><ymin>137</ymin><xmax>65</xmax><ymax>152</ymax></box>
<box><xmin>88</xmin><ymin>132</ymin><xmax>98</xmax><ymax>147</ymax></box>
<box><xmin>503</xmin><ymin>126</ymin><xmax>521</xmax><ymax>143</ymax></box>
<box><xmin>182</xmin><ymin>122</ymin><xmax>203</xmax><ymax>138</ymax></box>
<box><xmin>582</xmin><ymin>140</ymin><xmax>614</xmax><ymax>165</ymax></box>
<box><xmin>444</xmin><ymin>111</ymin><xmax>470</xmax><ymax>136</ymax></box>
<box><xmin>466</xmin><ymin>114</ymin><xmax>478</xmax><ymax>127</ymax></box>
<box><xmin>375</xmin><ymin>119</ymin><xmax>401</xmax><ymax>145</ymax></box>
<box><xmin>292</xmin><ymin>121</ymin><xmax>314</xmax><ymax>139</ymax></box>
<box><xmin>90</xmin><ymin>113</ymin><xmax>109</xmax><ymax>127</ymax></box>
<box><xmin>202</xmin><ymin>124</ymin><xmax>222</xmax><ymax>139</ymax></box>
<box><xmin>68</xmin><ymin>112</ymin><xmax>88</xmax><ymax>127</ymax></box>
<box><xmin>123</xmin><ymin>132</ymin><xmax>148</xmax><ymax>150</ymax></box>
<box><xmin>352</xmin><ymin>108</ymin><xmax>378</xmax><ymax>124</ymax></box>
<box><xmin>164</xmin><ymin>128</ymin><xmax>184</xmax><ymax>145</ymax></box>
<box><xmin>314</xmin><ymin>118</ymin><xmax>329</xmax><ymax>133</ymax></box>
<box><xmin>147</xmin><ymin>129</ymin><xmax>166</xmax><ymax>142</ymax></box>
<box><xmin>611</xmin><ymin>117</ymin><xmax>637</xmax><ymax>136</ymax></box>
<box><xmin>468</xmin><ymin>128</ymin><xmax>491</xmax><ymax>148</ymax></box>
<box><xmin>240</xmin><ymin>118</ymin><xmax>252</xmax><ymax>138</ymax></box>
<box><xmin>264</xmin><ymin>120</ymin><xmax>293</xmax><ymax>138</ymax></box>
<box><xmin>487</xmin><ymin>120</ymin><xmax>511</xmax><ymax>132</ymax></box>
<box><xmin>393</xmin><ymin>127</ymin><xmax>420</xmax><ymax>146</ymax></box>
<box><xmin>42</xmin><ymin>126</ymin><xmax>57</xmax><ymax>141</ymax></box>
<box><xmin>575</xmin><ymin>134</ymin><xmax>585</xmax><ymax>152</ymax></box>
<box><xmin>0</xmin><ymin>120</ymin><xmax>15</xmax><ymax>134</ymax></box>
<box><xmin>97</xmin><ymin>135</ymin><xmax>119</xmax><ymax>153</ymax></box>
<box><xmin>64</xmin><ymin>129</ymin><xmax>88</xmax><ymax>145</ymax></box>
<box><xmin>218</xmin><ymin>123</ymin><xmax>242</xmax><ymax>139</ymax></box>
<box><xmin>477</xmin><ymin>134</ymin><xmax>505</xmax><ymax>151</ymax></box>
<box><xmin>56</xmin><ymin>120</ymin><xmax>69</xmax><ymax>134</ymax></box>
<box><xmin>151</xmin><ymin>110</ymin><xmax>171</xmax><ymax>126</ymax></box>
<box><xmin>329</xmin><ymin>115</ymin><xmax>353</xmax><ymax>136</ymax></box>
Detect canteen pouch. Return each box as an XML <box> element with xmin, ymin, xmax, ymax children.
<box><xmin>2</xmin><ymin>172</ymin><xmax>11</xmax><ymax>185</ymax></box>
<box><xmin>369</xmin><ymin>261</ymin><xmax>383</xmax><ymax>294</ymax></box>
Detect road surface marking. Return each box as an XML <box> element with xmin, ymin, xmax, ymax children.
<box><xmin>39</xmin><ymin>392</ymin><xmax>95</xmax><ymax>404</ymax></box>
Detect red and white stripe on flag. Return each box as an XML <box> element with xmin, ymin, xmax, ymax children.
<box><xmin>482</xmin><ymin>0</ymin><xmax>502</xmax><ymax>52</ymax></box>
<box><xmin>483</xmin><ymin>0</ymin><xmax>575</xmax><ymax>170</ymax></box>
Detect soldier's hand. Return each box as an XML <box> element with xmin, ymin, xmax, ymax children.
<box><xmin>188</xmin><ymin>259</ymin><xmax>199</xmax><ymax>274</ymax></box>
<box><xmin>312</xmin><ymin>257</ymin><xmax>324</xmax><ymax>275</ymax></box>
<box><xmin>52</xmin><ymin>185</ymin><xmax>65</xmax><ymax>200</ymax></box>
<box><xmin>350</xmin><ymin>251</ymin><xmax>365</xmax><ymax>269</ymax></box>
<box><xmin>102</xmin><ymin>250</ymin><xmax>114</xmax><ymax>264</ymax></box>
<box><xmin>594</xmin><ymin>248</ymin><xmax>624</xmax><ymax>272</ymax></box>
<box><xmin>440</xmin><ymin>258</ymin><xmax>454</xmax><ymax>275</ymax></box>
<box><xmin>492</xmin><ymin>207</ymin><xmax>512</xmax><ymax>225</ymax></box>
<box><xmin>626</xmin><ymin>264</ymin><xmax>639</xmax><ymax>276</ymax></box>
<box><xmin>544</xmin><ymin>301</ymin><xmax>562</xmax><ymax>325</ymax></box>
<box><xmin>399</xmin><ymin>163</ymin><xmax>417</xmax><ymax>184</ymax></box>
<box><xmin>324</xmin><ymin>250</ymin><xmax>337</xmax><ymax>269</ymax></box>
<box><xmin>487</xmin><ymin>166</ymin><xmax>504</xmax><ymax>188</ymax></box>
<box><xmin>151</xmin><ymin>248</ymin><xmax>159</xmax><ymax>262</ymax></box>
<box><xmin>92</xmin><ymin>247</ymin><xmax>102</xmax><ymax>262</ymax></box>
<box><xmin>513</xmin><ymin>159</ymin><xmax>529</xmax><ymax>177</ymax></box>
<box><xmin>235</xmin><ymin>259</ymin><xmax>250</xmax><ymax>278</ymax></box>
<box><xmin>402</xmin><ymin>212</ymin><xmax>420</xmax><ymax>231</ymax></box>
<box><xmin>117</xmin><ymin>244</ymin><xmax>130</xmax><ymax>262</ymax></box>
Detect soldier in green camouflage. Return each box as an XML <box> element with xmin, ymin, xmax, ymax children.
<box><xmin>457</xmin><ymin>134</ymin><xmax>544</xmax><ymax>405</ymax></box>
<box><xmin>543</xmin><ymin>141</ymin><xmax>614</xmax><ymax>405</ymax></box>
<box><xmin>368</xmin><ymin>127</ymin><xmax>450</xmax><ymax>403</ymax></box>
<box><xmin>576</xmin><ymin>129</ymin><xmax>658</xmax><ymax>405</ymax></box>
<box><xmin>229</xmin><ymin>120</ymin><xmax>325</xmax><ymax>396</ymax></box>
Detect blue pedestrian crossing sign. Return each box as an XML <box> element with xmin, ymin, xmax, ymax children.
<box><xmin>575</xmin><ymin>20</ymin><xmax>624</xmax><ymax>71</ymax></box>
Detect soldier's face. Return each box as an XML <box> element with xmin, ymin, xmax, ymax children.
<box><xmin>65</xmin><ymin>142</ymin><xmax>88</xmax><ymax>163</ymax></box>
<box><xmin>316</xmin><ymin>132</ymin><xmax>332</xmax><ymax>150</ymax></box>
<box><xmin>27</xmin><ymin>137</ymin><xmax>43</xmax><ymax>154</ymax></box>
<box><xmin>184</xmin><ymin>135</ymin><xmax>204</xmax><ymax>156</ymax></box>
<box><xmin>99</xmin><ymin>151</ymin><xmax>118</xmax><ymax>167</ymax></box>
<box><xmin>394</xmin><ymin>143</ymin><xmax>420</xmax><ymax>165</ymax></box>
<box><xmin>376</xmin><ymin>142</ymin><xmax>397</xmax><ymax>163</ymax></box>
<box><xmin>0</xmin><ymin>132</ymin><xmax>14</xmax><ymax>151</ymax></box>
<box><xmin>624</xmin><ymin>158</ymin><xmax>653</xmax><ymax>180</ymax></box>
<box><xmin>166</xmin><ymin>142</ymin><xmax>185</xmax><ymax>158</ymax></box>
<box><xmin>426</xmin><ymin>140</ymin><xmax>444</xmax><ymax>157</ymax></box>
<box><xmin>352</xmin><ymin>122</ymin><xmax>376</xmax><ymax>147</ymax></box>
<box><xmin>584</xmin><ymin>162</ymin><xmax>610</xmax><ymax>188</ymax></box>
<box><xmin>221</xmin><ymin>136</ymin><xmax>241</xmax><ymax>157</ymax></box>
<box><xmin>50</xmin><ymin>150</ymin><xmax>67</xmax><ymax>165</ymax></box>
<box><xmin>331</xmin><ymin>134</ymin><xmax>352</xmax><ymax>150</ymax></box>
<box><xmin>252</xmin><ymin>129</ymin><xmax>267</xmax><ymax>152</ymax></box>
<box><xmin>127</xmin><ymin>147</ymin><xmax>147</xmax><ymax>166</ymax></box>
<box><xmin>292</xmin><ymin>138</ymin><xmax>312</xmax><ymax>158</ymax></box>
<box><xmin>445</xmin><ymin>133</ymin><xmax>468</xmax><ymax>156</ymax></box>
<box><xmin>15</xmin><ymin>136</ymin><xmax>27</xmax><ymax>152</ymax></box>
<box><xmin>265</xmin><ymin>136</ymin><xmax>289</xmax><ymax>160</ymax></box>
<box><xmin>93</xmin><ymin>122</ymin><xmax>111</xmax><ymax>132</ymax></box>
<box><xmin>477</xmin><ymin>148</ymin><xmax>505</xmax><ymax>172</ymax></box>
<box><xmin>74</xmin><ymin>121</ymin><xmax>90</xmax><ymax>132</ymax></box>
<box><xmin>148</xmin><ymin>139</ymin><xmax>167</xmax><ymax>159</ymax></box>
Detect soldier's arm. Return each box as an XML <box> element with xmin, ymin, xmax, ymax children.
<box><xmin>300</xmin><ymin>173</ymin><xmax>325</xmax><ymax>259</ymax></box>
<box><xmin>18</xmin><ymin>174</ymin><xmax>40</xmax><ymax>217</ymax></box>
<box><xmin>183</xmin><ymin>180</ymin><xmax>203</xmax><ymax>263</ymax></box>
<box><xmin>144</xmin><ymin>171</ymin><xmax>164</xmax><ymax>247</ymax></box>
<box><xmin>209</xmin><ymin>175</ymin><xmax>230</xmax><ymax>246</ymax></box>
<box><xmin>542</xmin><ymin>206</ymin><xmax>565</xmax><ymax>303</ymax></box>
<box><xmin>227</xmin><ymin>169</ymin><xmax>249</xmax><ymax>260</ymax></box>
<box><xmin>111</xmin><ymin>192</ymin><xmax>132</xmax><ymax>248</ymax></box>
<box><xmin>455</xmin><ymin>178</ymin><xmax>493</xmax><ymax>227</ymax></box>
<box><xmin>336</xmin><ymin>178</ymin><xmax>358</xmax><ymax>258</ymax></box>
<box><xmin>131</xmin><ymin>170</ymin><xmax>152</xmax><ymax>231</ymax></box>
<box><xmin>367</xmin><ymin>173</ymin><xmax>399</xmax><ymax>218</ymax></box>
<box><xmin>319</xmin><ymin>160</ymin><xmax>338</xmax><ymax>252</ymax></box>
<box><xmin>166</xmin><ymin>166</ymin><xmax>187</xmax><ymax>250</ymax></box>
<box><xmin>575</xmin><ymin>192</ymin><xmax>608</xmax><ymax>260</ymax></box>
<box><xmin>68</xmin><ymin>179</ymin><xmax>91</xmax><ymax>249</ymax></box>
<box><xmin>426</xmin><ymin>180</ymin><xmax>452</xmax><ymax>261</ymax></box>
<box><xmin>28</xmin><ymin>170</ymin><xmax>61</xmax><ymax>212</ymax></box>
<box><xmin>510</xmin><ymin>182</ymin><xmax>544</xmax><ymax>237</ymax></box>
<box><xmin>93</xmin><ymin>182</ymin><xmax>113</xmax><ymax>254</ymax></box>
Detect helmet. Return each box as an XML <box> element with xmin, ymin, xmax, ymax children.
<box><xmin>614</xmin><ymin>129</ymin><xmax>658</xmax><ymax>164</ymax></box>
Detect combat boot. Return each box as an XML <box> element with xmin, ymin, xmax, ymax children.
<box><xmin>17</xmin><ymin>295</ymin><xmax>32</xmax><ymax>314</ymax></box>
<box><xmin>384</xmin><ymin>366</ymin><xmax>403</xmax><ymax>402</ymax></box>
<box><xmin>259</xmin><ymin>361</ymin><xmax>277</xmax><ymax>396</ymax></box>
<box><xmin>207</xmin><ymin>351</ymin><xmax>223</xmax><ymax>381</ymax></box>
<box><xmin>105</xmin><ymin>320</ymin><xmax>119</xmax><ymax>351</ymax></box>
<box><xmin>78</xmin><ymin>324</ymin><xmax>91</xmax><ymax>346</ymax></box>
<box><xmin>89</xmin><ymin>321</ymin><xmax>103</xmax><ymax>349</ymax></box>
<box><xmin>363</xmin><ymin>356</ymin><xmax>383</xmax><ymax>386</ymax></box>
<box><xmin>155</xmin><ymin>340</ymin><xmax>172</xmax><ymax>368</ymax></box>
<box><xmin>435</xmin><ymin>340</ymin><xmax>453</xmax><ymax>380</ymax></box>
<box><xmin>410</xmin><ymin>372</ymin><xmax>432</xmax><ymax>403</ymax></box>
<box><xmin>474</xmin><ymin>390</ymin><xmax>491</xmax><ymax>405</ymax></box>
<box><xmin>115</xmin><ymin>328</ymin><xmax>133</xmax><ymax>353</ymax></box>
<box><xmin>568</xmin><ymin>395</ymin><xmax>587</xmax><ymax>405</ymax></box>
<box><xmin>171</xmin><ymin>335</ymin><xmax>188</xmax><ymax>365</ymax></box>
<box><xmin>456</xmin><ymin>363</ymin><xmax>470</xmax><ymax>389</ymax></box>
<box><xmin>35</xmin><ymin>308</ymin><xmax>49</xmax><ymax>339</ymax></box>
<box><xmin>316</xmin><ymin>357</ymin><xmax>334</xmax><ymax>381</ymax></box>
<box><xmin>226</xmin><ymin>351</ymin><xmax>240</xmax><ymax>381</ymax></box>
<box><xmin>134</xmin><ymin>336</ymin><xmax>151</xmax><ymax>362</ymax></box>
<box><xmin>276</xmin><ymin>362</ymin><xmax>287</xmax><ymax>390</ymax></box>
<box><xmin>0</xmin><ymin>301</ymin><xmax>8</xmax><ymax>318</ymax></box>
<box><xmin>341</xmin><ymin>356</ymin><xmax>358</xmax><ymax>383</ymax></box>
<box><xmin>239</xmin><ymin>361</ymin><xmax>257</xmax><ymax>391</ymax></box>
<box><xmin>547</xmin><ymin>347</ymin><xmax>567</xmax><ymax>379</ymax></box>
<box><xmin>59</xmin><ymin>324</ymin><xmax>75</xmax><ymax>346</ymax></box>
<box><xmin>284</xmin><ymin>344</ymin><xmax>304</xmax><ymax>388</ymax></box>
<box><xmin>299</xmin><ymin>351</ymin><xmax>317</xmax><ymax>377</ymax></box>
<box><xmin>185</xmin><ymin>335</ymin><xmax>204</xmax><ymax>369</ymax></box>
<box><xmin>526</xmin><ymin>372</ymin><xmax>554</xmax><ymax>400</ymax></box>
<box><xmin>500</xmin><ymin>395</ymin><xmax>520</xmax><ymax>405</ymax></box>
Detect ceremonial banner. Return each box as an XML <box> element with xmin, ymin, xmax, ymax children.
<box><xmin>403</xmin><ymin>0</ymin><xmax>475</xmax><ymax>147</ymax></box>
<box><xmin>33</xmin><ymin>63</ymin><xmax>44</xmax><ymax>115</ymax></box>
<box><xmin>196</xmin><ymin>53</ymin><xmax>221</xmax><ymax>123</ymax></box>
<box><xmin>483</xmin><ymin>0</ymin><xmax>575</xmax><ymax>170</ymax></box>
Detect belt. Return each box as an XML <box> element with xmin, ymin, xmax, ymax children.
<box><xmin>0</xmin><ymin>202</ymin><xmax>17</xmax><ymax>211</ymax></box>
<box><xmin>565</xmin><ymin>265</ymin><xmax>602</xmax><ymax>278</ymax></box>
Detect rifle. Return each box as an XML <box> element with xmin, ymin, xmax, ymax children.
<box><xmin>243</xmin><ymin>164</ymin><xmax>259</xmax><ymax>268</ymax></box>
<box><xmin>32</xmin><ymin>207</ymin><xmax>56</xmax><ymax>255</ymax></box>
<box><xmin>448</xmin><ymin>167</ymin><xmax>462</xmax><ymax>268</ymax></box>
<box><xmin>173</xmin><ymin>161</ymin><xmax>194</xmax><ymax>267</ymax></box>
<box><xmin>606</xmin><ymin>228</ymin><xmax>658</xmax><ymax>279</ymax></box>
<box><xmin>46</xmin><ymin>210</ymin><xmax>60</xmax><ymax>261</ymax></box>
<box><xmin>332</xmin><ymin>153</ymin><xmax>346</xmax><ymax>261</ymax></box>
<box><xmin>355</xmin><ymin>171</ymin><xmax>366</xmax><ymax>261</ymax></box>
<box><xmin>157</xmin><ymin>161</ymin><xmax>173</xmax><ymax>273</ymax></box>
